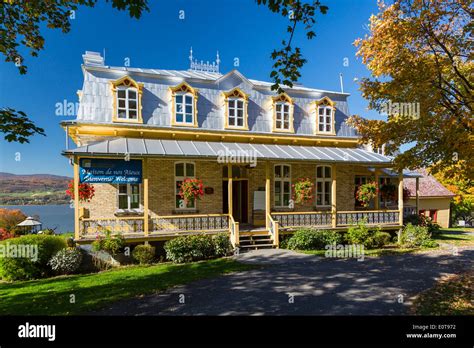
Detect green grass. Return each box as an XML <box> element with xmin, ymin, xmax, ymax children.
<box><xmin>433</xmin><ymin>227</ymin><xmax>474</xmax><ymax>246</ymax></box>
<box><xmin>411</xmin><ymin>271</ymin><xmax>474</xmax><ymax>315</ymax></box>
<box><xmin>0</xmin><ymin>258</ymin><xmax>255</xmax><ymax>315</ymax></box>
<box><xmin>297</xmin><ymin>245</ymin><xmax>420</xmax><ymax>257</ymax></box>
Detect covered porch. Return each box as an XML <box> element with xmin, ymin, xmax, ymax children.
<box><xmin>65</xmin><ymin>138</ymin><xmax>422</xmax><ymax>248</ymax></box>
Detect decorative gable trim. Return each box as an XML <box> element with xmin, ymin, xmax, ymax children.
<box><xmin>110</xmin><ymin>75</ymin><xmax>144</xmax><ymax>124</ymax></box>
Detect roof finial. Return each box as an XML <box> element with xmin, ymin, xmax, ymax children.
<box><xmin>189</xmin><ymin>47</ymin><xmax>193</xmax><ymax>63</ymax></box>
<box><xmin>188</xmin><ymin>48</ymin><xmax>220</xmax><ymax>73</ymax></box>
<box><xmin>216</xmin><ymin>51</ymin><xmax>220</xmax><ymax>66</ymax></box>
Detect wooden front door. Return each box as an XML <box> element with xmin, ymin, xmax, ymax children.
<box><xmin>223</xmin><ymin>180</ymin><xmax>248</xmax><ymax>223</ymax></box>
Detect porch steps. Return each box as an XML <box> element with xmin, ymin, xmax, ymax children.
<box><xmin>238</xmin><ymin>232</ymin><xmax>275</xmax><ymax>250</ymax></box>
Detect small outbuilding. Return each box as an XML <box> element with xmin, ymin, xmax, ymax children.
<box><xmin>16</xmin><ymin>216</ymin><xmax>43</xmax><ymax>234</ymax></box>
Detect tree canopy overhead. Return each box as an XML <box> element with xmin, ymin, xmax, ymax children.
<box><xmin>348</xmin><ymin>0</ymin><xmax>473</xmax><ymax>179</ymax></box>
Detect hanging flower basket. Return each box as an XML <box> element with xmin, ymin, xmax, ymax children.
<box><xmin>292</xmin><ymin>177</ymin><xmax>314</xmax><ymax>204</ymax></box>
<box><xmin>66</xmin><ymin>180</ymin><xmax>95</xmax><ymax>202</ymax></box>
<box><xmin>179</xmin><ymin>178</ymin><xmax>204</xmax><ymax>204</ymax></box>
<box><xmin>355</xmin><ymin>181</ymin><xmax>378</xmax><ymax>208</ymax></box>
<box><xmin>380</xmin><ymin>183</ymin><xmax>397</xmax><ymax>201</ymax></box>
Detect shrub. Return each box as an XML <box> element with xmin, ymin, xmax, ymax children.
<box><xmin>400</xmin><ymin>223</ymin><xmax>432</xmax><ymax>248</ymax></box>
<box><xmin>0</xmin><ymin>228</ymin><xmax>14</xmax><ymax>241</ymax></box>
<box><xmin>212</xmin><ymin>233</ymin><xmax>233</xmax><ymax>257</ymax></box>
<box><xmin>0</xmin><ymin>235</ymin><xmax>66</xmax><ymax>281</ymax></box>
<box><xmin>164</xmin><ymin>234</ymin><xmax>232</xmax><ymax>263</ymax></box>
<box><xmin>372</xmin><ymin>231</ymin><xmax>391</xmax><ymax>248</ymax></box>
<box><xmin>346</xmin><ymin>221</ymin><xmax>375</xmax><ymax>248</ymax></box>
<box><xmin>48</xmin><ymin>248</ymin><xmax>83</xmax><ymax>275</ymax></box>
<box><xmin>91</xmin><ymin>231</ymin><xmax>125</xmax><ymax>256</ymax></box>
<box><xmin>287</xmin><ymin>229</ymin><xmax>342</xmax><ymax>250</ymax></box>
<box><xmin>404</xmin><ymin>214</ymin><xmax>441</xmax><ymax>234</ymax></box>
<box><xmin>132</xmin><ymin>244</ymin><xmax>156</xmax><ymax>264</ymax></box>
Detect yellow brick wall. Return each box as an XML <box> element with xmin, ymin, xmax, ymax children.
<box><xmin>407</xmin><ymin>197</ymin><xmax>451</xmax><ymax>228</ymax></box>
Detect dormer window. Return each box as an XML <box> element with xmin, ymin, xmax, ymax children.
<box><xmin>170</xmin><ymin>82</ymin><xmax>198</xmax><ymax>127</ymax></box>
<box><xmin>223</xmin><ymin>88</ymin><xmax>249</xmax><ymax>130</ymax></box>
<box><xmin>110</xmin><ymin>76</ymin><xmax>143</xmax><ymax>123</ymax></box>
<box><xmin>315</xmin><ymin>97</ymin><xmax>336</xmax><ymax>135</ymax></box>
<box><xmin>272</xmin><ymin>93</ymin><xmax>294</xmax><ymax>133</ymax></box>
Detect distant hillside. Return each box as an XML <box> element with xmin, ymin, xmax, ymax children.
<box><xmin>0</xmin><ymin>172</ymin><xmax>72</xmax><ymax>205</ymax></box>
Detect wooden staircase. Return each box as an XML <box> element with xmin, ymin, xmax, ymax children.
<box><xmin>238</xmin><ymin>230</ymin><xmax>275</xmax><ymax>250</ymax></box>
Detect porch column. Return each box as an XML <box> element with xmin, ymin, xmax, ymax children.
<box><xmin>143</xmin><ymin>158</ymin><xmax>149</xmax><ymax>238</ymax></box>
<box><xmin>265</xmin><ymin>161</ymin><xmax>271</xmax><ymax>229</ymax></box>
<box><xmin>415</xmin><ymin>177</ymin><xmax>420</xmax><ymax>215</ymax></box>
<box><xmin>331</xmin><ymin>165</ymin><xmax>337</xmax><ymax>228</ymax></box>
<box><xmin>374</xmin><ymin>169</ymin><xmax>380</xmax><ymax>210</ymax></box>
<box><xmin>73</xmin><ymin>157</ymin><xmax>80</xmax><ymax>240</ymax></box>
<box><xmin>228</xmin><ymin>164</ymin><xmax>233</xmax><ymax>217</ymax></box>
<box><xmin>398</xmin><ymin>170</ymin><xmax>404</xmax><ymax>226</ymax></box>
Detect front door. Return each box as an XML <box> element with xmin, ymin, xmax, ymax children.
<box><xmin>223</xmin><ymin>180</ymin><xmax>248</xmax><ymax>223</ymax></box>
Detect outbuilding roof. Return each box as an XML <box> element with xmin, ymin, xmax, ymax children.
<box><xmin>404</xmin><ymin>169</ymin><xmax>455</xmax><ymax>198</ymax></box>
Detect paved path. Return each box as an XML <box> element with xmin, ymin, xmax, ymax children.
<box><xmin>93</xmin><ymin>247</ymin><xmax>473</xmax><ymax>315</ymax></box>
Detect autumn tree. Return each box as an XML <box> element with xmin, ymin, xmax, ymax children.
<box><xmin>0</xmin><ymin>208</ymin><xmax>27</xmax><ymax>235</ymax></box>
<box><xmin>348</xmin><ymin>0</ymin><xmax>473</xmax><ymax>179</ymax></box>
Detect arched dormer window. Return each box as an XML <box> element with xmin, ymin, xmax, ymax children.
<box><xmin>223</xmin><ymin>88</ymin><xmax>249</xmax><ymax>130</ymax></box>
<box><xmin>170</xmin><ymin>82</ymin><xmax>198</xmax><ymax>127</ymax></box>
<box><xmin>315</xmin><ymin>96</ymin><xmax>336</xmax><ymax>135</ymax></box>
<box><xmin>110</xmin><ymin>76</ymin><xmax>144</xmax><ymax>123</ymax></box>
<box><xmin>272</xmin><ymin>93</ymin><xmax>294</xmax><ymax>133</ymax></box>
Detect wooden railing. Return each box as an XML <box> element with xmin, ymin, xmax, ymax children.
<box><xmin>271</xmin><ymin>211</ymin><xmax>332</xmax><ymax>229</ymax></box>
<box><xmin>149</xmin><ymin>214</ymin><xmax>229</xmax><ymax>234</ymax></box>
<box><xmin>80</xmin><ymin>217</ymin><xmax>145</xmax><ymax>237</ymax></box>
<box><xmin>336</xmin><ymin>210</ymin><xmax>400</xmax><ymax>226</ymax></box>
<box><xmin>229</xmin><ymin>214</ymin><xmax>239</xmax><ymax>248</ymax></box>
<box><xmin>403</xmin><ymin>206</ymin><xmax>417</xmax><ymax>217</ymax></box>
<box><xmin>267</xmin><ymin>213</ymin><xmax>279</xmax><ymax>247</ymax></box>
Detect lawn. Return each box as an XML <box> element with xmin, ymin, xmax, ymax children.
<box><xmin>411</xmin><ymin>271</ymin><xmax>474</xmax><ymax>315</ymax></box>
<box><xmin>0</xmin><ymin>258</ymin><xmax>255</xmax><ymax>315</ymax></box>
<box><xmin>298</xmin><ymin>245</ymin><xmax>421</xmax><ymax>257</ymax></box>
<box><xmin>433</xmin><ymin>227</ymin><xmax>474</xmax><ymax>247</ymax></box>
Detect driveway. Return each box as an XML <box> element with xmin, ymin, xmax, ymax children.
<box><xmin>93</xmin><ymin>247</ymin><xmax>473</xmax><ymax>315</ymax></box>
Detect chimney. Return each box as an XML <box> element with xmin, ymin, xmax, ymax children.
<box><xmin>82</xmin><ymin>51</ymin><xmax>104</xmax><ymax>67</ymax></box>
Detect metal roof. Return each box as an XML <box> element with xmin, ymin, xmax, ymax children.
<box><xmin>64</xmin><ymin>138</ymin><xmax>393</xmax><ymax>165</ymax></box>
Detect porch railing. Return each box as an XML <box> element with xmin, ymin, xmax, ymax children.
<box><xmin>336</xmin><ymin>210</ymin><xmax>400</xmax><ymax>226</ymax></box>
<box><xmin>80</xmin><ymin>217</ymin><xmax>145</xmax><ymax>237</ymax></box>
<box><xmin>149</xmin><ymin>214</ymin><xmax>229</xmax><ymax>234</ymax></box>
<box><xmin>403</xmin><ymin>206</ymin><xmax>417</xmax><ymax>217</ymax></box>
<box><xmin>229</xmin><ymin>214</ymin><xmax>239</xmax><ymax>248</ymax></box>
<box><xmin>271</xmin><ymin>211</ymin><xmax>332</xmax><ymax>229</ymax></box>
<box><xmin>267</xmin><ymin>213</ymin><xmax>279</xmax><ymax>247</ymax></box>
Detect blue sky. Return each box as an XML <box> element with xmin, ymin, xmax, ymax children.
<box><xmin>0</xmin><ymin>0</ymin><xmax>383</xmax><ymax>177</ymax></box>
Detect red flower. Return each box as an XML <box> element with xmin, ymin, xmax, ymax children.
<box><xmin>66</xmin><ymin>180</ymin><xmax>95</xmax><ymax>202</ymax></box>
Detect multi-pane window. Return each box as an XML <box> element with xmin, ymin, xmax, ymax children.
<box><xmin>228</xmin><ymin>98</ymin><xmax>245</xmax><ymax>127</ymax></box>
<box><xmin>275</xmin><ymin>102</ymin><xmax>291</xmax><ymax>130</ymax></box>
<box><xmin>175</xmin><ymin>93</ymin><xmax>194</xmax><ymax>125</ymax></box>
<box><xmin>316</xmin><ymin>166</ymin><xmax>332</xmax><ymax>206</ymax></box>
<box><xmin>274</xmin><ymin>165</ymin><xmax>291</xmax><ymax>208</ymax></box>
<box><xmin>318</xmin><ymin>105</ymin><xmax>333</xmax><ymax>133</ymax></box>
<box><xmin>117</xmin><ymin>87</ymin><xmax>138</xmax><ymax>120</ymax></box>
<box><xmin>175</xmin><ymin>162</ymin><xmax>195</xmax><ymax>209</ymax></box>
<box><xmin>118</xmin><ymin>184</ymin><xmax>140</xmax><ymax>209</ymax></box>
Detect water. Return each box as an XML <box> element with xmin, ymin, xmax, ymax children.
<box><xmin>0</xmin><ymin>205</ymin><xmax>74</xmax><ymax>234</ymax></box>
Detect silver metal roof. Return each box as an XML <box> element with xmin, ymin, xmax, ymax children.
<box><xmin>64</xmin><ymin>138</ymin><xmax>393</xmax><ymax>165</ymax></box>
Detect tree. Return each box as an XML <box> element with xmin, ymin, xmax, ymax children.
<box><xmin>0</xmin><ymin>208</ymin><xmax>27</xmax><ymax>235</ymax></box>
<box><xmin>1</xmin><ymin>0</ymin><xmax>327</xmax><ymax>143</ymax></box>
<box><xmin>348</xmin><ymin>0</ymin><xmax>473</xmax><ymax>179</ymax></box>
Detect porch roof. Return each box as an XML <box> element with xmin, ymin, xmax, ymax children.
<box><xmin>63</xmin><ymin>138</ymin><xmax>394</xmax><ymax>165</ymax></box>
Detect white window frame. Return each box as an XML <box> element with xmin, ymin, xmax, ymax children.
<box><xmin>274</xmin><ymin>164</ymin><xmax>291</xmax><ymax>208</ymax></box>
<box><xmin>175</xmin><ymin>162</ymin><xmax>196</xmax><ymax>210</ymax></box>
<box><xmin>275</xmin><ymin>102</ymin><xmax>291</xmax><ymax>131</ymax></box>
<box><xmin>316</xmin><ymin>165</ymin><xmax>332</xmax><ymax>207</ymax></box>
<box><xmin>174</xmin><ymin>92</ymin><xmax>195</xmax><ymax>125</ymax></box>
<box><xmin>317</xmin><ymin>105</ymin><xmax>334</xmax><ymax>134</ymax></box>
<box><xmin>227</xmin><ymin>97</ymin><xmax>245</xmax><ymax>128</ymax></box>
<box><xmin>117</xmin><ymin>183</ymin><xmax>141</xmax><ymax>210</ymax></box>
<box><xmin>116</xmin><ymin>86</ymin><xmax>138</xmax><ymax>120</ymax></box>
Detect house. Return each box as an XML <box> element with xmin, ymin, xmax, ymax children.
<box><xmin>403</xmin><ymin>169</ymin><xmax>455</xmax><ymax>228</ymax></box>
<box><xmin>62</xmin><ymin>50</ymin><xmax>418</xmax><ymax>248</ymax></box>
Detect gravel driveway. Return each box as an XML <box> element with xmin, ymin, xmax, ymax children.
<box><xmin>93</xmin><ymin>247</ymin><xmax>473</xmax><ymax>315</ymax></box>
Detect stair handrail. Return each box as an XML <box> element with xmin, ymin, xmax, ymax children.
<box><xmin>228</xmin><ymin>214</ymin><xmax>239</xmax><ymax>248</ymax></box>
<box><xmin>267</xmin><ymin>213</ymin><xmax>279</xmax><ymax>248</ymax></box>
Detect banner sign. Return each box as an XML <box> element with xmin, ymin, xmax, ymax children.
<box><xmin>79</xmin><ymin>158</ymin><xmax>142</xmax><ymax>184</ymax></box>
